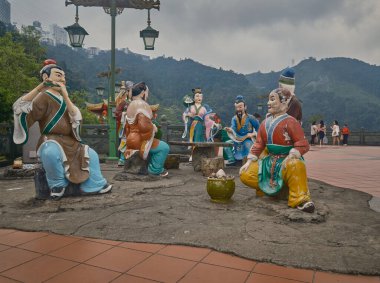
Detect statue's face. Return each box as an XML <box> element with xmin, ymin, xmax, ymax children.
<box><xmin>48</xmin><ymin>68</ymin><xmax>66</xmax><ymax>84</ymax></box>
<box><xmin>194</xmin><ymin>93</ymin><xmax>203</xmax><ymax>104</ymax></box>
<box><xmin>235</xmin><ymin>102</ymin><xmax>246</xmax><ymax>115</ymax></box>
<box><xmin>267</xmin><ymin>92</ymin><xmax>287</xmax><ymax>116</ymax></box>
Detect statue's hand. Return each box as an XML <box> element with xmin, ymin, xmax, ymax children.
<box><xmin>225</xmin><ymin>127</ymin><xmax>232</xmax><ymax>133</ymax></box>
<box><xmin>239</xmin><ymin>159</ymin><xmax>252</xmax><ymax>175</ymax></box>
<box><xmin>282</xmin><ymin>149</ymin><xmax>301</xmax><ymax>169</ymax></box>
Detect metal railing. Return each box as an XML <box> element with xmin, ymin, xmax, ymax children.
<box><xmin>1</xmin><ymin>123</ymin><xmax>379</xmax><ymax>165</ymax></box>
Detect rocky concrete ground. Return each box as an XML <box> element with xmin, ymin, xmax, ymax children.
<box><xmin>0</xmin><ymin>163</ymin><xmax>379</xmax><ymax>275</ymax></box>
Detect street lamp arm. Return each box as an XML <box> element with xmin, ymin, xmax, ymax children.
<box><xmin>65</xmin><ymin>0</ymin><xmax>160</xmax><ymax>10</ymax></box>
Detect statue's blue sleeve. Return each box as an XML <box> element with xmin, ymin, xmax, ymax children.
<box><xmin>249</xmin><ymin>115</ymin><xmax>260</xmax><ymax>132</ymax></box>
<box><xmin>231</xmin><ymin>116</ymin><xmax>237</xmax><ymax>133</ymax></box>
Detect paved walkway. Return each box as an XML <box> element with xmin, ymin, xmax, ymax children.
<box><xmin>305</xmin><ymin>146</ymin><xmax>380</xmax><ymax>197</ymax></box>
<box><xmin>0</xmin><ymin>146</ymin><xmax>379</xmax><ymax>283</ymax></box>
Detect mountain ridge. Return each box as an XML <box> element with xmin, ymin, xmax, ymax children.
<box><xmin>46</xmin><ymin>45</ymin><xmax>380</xmax><ymax>130</ymax></box>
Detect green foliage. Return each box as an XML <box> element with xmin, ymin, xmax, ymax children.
<box><xmin>80</xmin><ymin>108</ymin><xmax>99</xmax><ymax>124</ymax></box>
<box><xmin>12</xmin><ymin>26</ymin><xmax>46</xmax><ymax>63</ymax></box>
<box><xmin>0</xmin><ymin>33</ymin><xmax>41</xmax><ymax>122</ymax></box>
<box><xmin>70</xmin><ymin>90</ymin><xmax>87</xmax><ymax>108</ymax></box>
<box><xmin>70</xmin><ymin>90</ymin><xmax>99</xmax><ymax>124</ymax></box>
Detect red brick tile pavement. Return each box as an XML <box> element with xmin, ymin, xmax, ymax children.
<box><xmin>0</xmin><ymin>229</ymin><xmax>378</xmax><ymax>282</ymax></box>
<box><xmin>305</xmin><ymin>146</ymin><xmax>380</xmax><ymax>197</ymax></box>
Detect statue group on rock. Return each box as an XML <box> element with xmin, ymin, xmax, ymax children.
<box><xmin>12</xmin><ymin>59</ymin><xmax>314</xmax><ymax>213</ymax></box>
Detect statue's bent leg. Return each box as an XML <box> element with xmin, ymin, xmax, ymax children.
<box><xmin>39</xmin><ymin>142</ymin><xmax>68</xmax><ymax>190</ymax></box>
<box><xmin>80</xmin><ymin>148</ymin><xmax>108</xmax><ymax>193</ymax></box>
<box><xmin>282</xmin><ymin>159</ymin><xmax>311</xmax><ymax>208</ymax></box>
<box><xmin>148</xmin><ymin>141</ymin><xmax>170</xmax><ymax>175</ymax></box>
<box><xmin>240</xmin><ymin>161</ymin><xmax>265</xmax><ymax>197</ymax></box>
<box><xmin>242</xmin><ymin>140</ymin><xmax>253</xmax><ymax>159</ymax></box>
<box><xmin>223</xmin><ymin>140</ymin><xmax>235</xmax><ymax>164</ymax></box>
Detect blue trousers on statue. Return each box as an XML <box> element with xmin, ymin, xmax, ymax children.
<box><xmin>148</xmin><ymin>140</ymin><xmax>170</xmax><ymax>175</ymax></box>
<box><xmin>39</xmin><ymin>142</ymin><xmax>107</xmax><ymax>193</ymax></box>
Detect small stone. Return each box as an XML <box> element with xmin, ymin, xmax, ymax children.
<box><xmin>216</xmin><ymin>169</ymin><xmax>226</xmax><ymax>178</ymax></box>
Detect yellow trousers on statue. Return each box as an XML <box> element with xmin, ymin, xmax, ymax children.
<box><xmin>240</xmin><ymin>159</ymin><xmax>311</xmax><ymax>208</ymax></box>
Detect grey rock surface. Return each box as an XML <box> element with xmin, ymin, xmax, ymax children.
<box><xmin>0</xmin><ymin>164</ymin><xmax>379</xmax><ymax>275</ymax></box>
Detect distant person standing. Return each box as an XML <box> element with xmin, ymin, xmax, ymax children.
<box><xmin>331</xmin><ymin>120</ymin><xmax>340</xmax><ymax>146</ymax></box>
<box><xmin>279</xmin><ymin>67</ymin><xmax>302</xmax><ymax>123</ymax></box>
<box><xmin>341</xmin><ymin>124</ymin><xmax>350</xmax><ymax>146</ymax></box>
<box><xmin>310</xmin><ymin>121</ymin><xmax>318</xmax><ymax>145</ymax></box>
<box><xmin>318</xmin><ymin>120</ymin><xmax>326</xmax><ymax>147</ymax></box>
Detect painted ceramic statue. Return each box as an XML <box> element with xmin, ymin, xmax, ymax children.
<box><xmin>225</xmin><ymin>95</ymin><xmax>259</xmax><ymax>165</ymax></box>
<box><xmin>182</xmin><ymin>88</ymin><xmax>217</xmax><ymax>142</ymax></box>
<box><xmin>239</xmin><ymin>88</ymin><xmax>315</xmax><ymax>213</ymax></box>
<box><xmin>116</xmin><ymin>80</ymin><xmax>134</xmax><ymax>166</ymax></box>
<box><xmin>279</xmin><ymin>67</ymin><xmax>302</xmax><ymax>123</ymax></box>
<box><xmin>124</xmin><ymin>82</ymin><xmax>170</xmax><ymax>176</ymax></box>
<box><xmin>13</xmin><ymin>59</ymin><xmax>112</xmax><ymax>199</ymax></box>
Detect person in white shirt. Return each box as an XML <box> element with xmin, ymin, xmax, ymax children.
<box><xmin>310</xmin><ymin>121</ymin><xmax>318</xmax><ymax>145</ymax></box>
<box><xmin>331</xmin><ymin>120</ymin><xmax>340</xmax><ymax>146</ymax></box>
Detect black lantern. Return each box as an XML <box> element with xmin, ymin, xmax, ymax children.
<box><xmin>64</xmin><ymin>5</ymin><xmax>89</xmax><ymax>48</ymax></box>
<box><xmin>96</xmin><ymin>86</ymin><xmax>105</xmax><ymax>97</ymax></box>
<box><xmin>140</xmin><ymin>9</ymin><xmax>159</xmax><ymax>50</ymax></box>
<box><xmin>114</xmin><ymin>82</ymin><xmax>122</xmax><ymax>93</ymax></box>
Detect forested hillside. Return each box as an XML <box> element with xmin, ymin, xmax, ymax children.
<box><xmin>46</xmin><ymin>45</ymin><xmax>258</xmax><ymax>125</ymax></box>
<box><xmin>46</xmin><ymin>44</ymin><xmax>380</xmax><ymax>130</ymax></box>
<box><xmin>246</xmin><ymin>57</ymin><xmax>380</xmax><ymax>130</ymax></box>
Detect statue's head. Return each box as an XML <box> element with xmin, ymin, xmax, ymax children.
<box><xmin>192</xmin><ymin>88</ymin><xmax>203</xmax><ymax>104</ymax></box>
<box><xmin>131</xmin><ymin>82</ymin><xmax>148</xmax><ymax>101</ymax></box>
<box><xmin>279</xmin><ymin>67</ymin><xmax>295</xmax><ymax>94</ymax></box>
<box><xmin>234</xmin><ymin>95</ymin><xmax>247</xmax><ymax>116</ymax></box>
<box><xmin>40</xmin><ymin>59</ymin><xmax>65</xmax><ymax>86</ymax></box>
<box><xmin>267</xmin><ymin>88</ymin><xmax>291</xmax><ymax>116</ymax></box>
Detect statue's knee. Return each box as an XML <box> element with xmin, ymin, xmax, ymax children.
<box><xmin>240</xmin><ymin>171</ymin><xmax>257</xmax><ymax>188</ymax></box>
<box><xmin>40</xmin><ymin>143</ymin><xmax>60</xmax><ymax>161</ymax></box>
<box><xmin>163</xmin><ymin>142</ymin><xmax>170</xmax><ymax>154</ymax></box>
<box><xmin>285</xmin><ymin>158</ymin><xmax>305</xmax><ymax>170</ymax></box>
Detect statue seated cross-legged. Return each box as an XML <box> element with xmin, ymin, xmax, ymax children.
<box><xmin>13</xmin><ymin>59</ymin><xmax>112</xmax><ymax>200</ymax></box>
<box><xmin>239</xmin><ymin>88</ymin><xmax>315</xmax><ymax>213</ymax></box>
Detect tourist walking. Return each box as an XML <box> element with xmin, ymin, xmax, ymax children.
<box><xmin>318</xmin><ymin>120</ymin><xmax>326</xmax><ymax>147</ymax></box>
<box><xmin>331</xmin><ymin>120</ymin><xmax>340</xmax><ymax>146</ymax></box>
<box><xmin>341</xmin><ymin>124</ymin><xmax>350</xmax><ymax>146</ymax></box>
<box><xmin>310</xmin><ymin>121</ymin><xmax>318</xmax><ymax>145</ymax></box>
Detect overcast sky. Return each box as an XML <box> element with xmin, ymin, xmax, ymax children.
<box><xmin>8</xmin><ymin>0</ymin><xmax>380</xmax><ymax>74</ymax></box>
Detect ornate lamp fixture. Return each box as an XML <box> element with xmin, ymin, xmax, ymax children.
<box><xmin>140</xmin><ymin>9</ymin><xmax>159</xmax><ymax>50</ymax></box>
<box><xmin>114</xmin><ymin>82</ymin><xmax>122</xmax><ymax>93</ymax></box>
<box><xmin>64</xmin><ymin>5</ymin><xmax>89</xmax><ymax>48</ymax></box>
<box><xmin>96</xmin><ymin>86</ymin><xmax>105</xmax><ymax>97</ymax></box>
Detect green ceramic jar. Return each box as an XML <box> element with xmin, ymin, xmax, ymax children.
<box><xmin>207</xmin><ymin>177</ymin><xmax>235</xmax><ymax>203</ymax></box>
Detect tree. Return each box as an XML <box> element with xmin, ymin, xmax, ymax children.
<box><xmin>70</xmin><ymin>90</ymin><xmax>99</xmax><ymax>124</ymax></box>
<box><xmin>0</xmin><ymin>33</ymin><xmax>41</xmax><ymax>122</ymax></box>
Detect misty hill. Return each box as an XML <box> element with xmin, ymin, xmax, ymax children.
<box><xmin>246</xmin><ymin>57</ymin><xmax>380</xmax><ymax>130</ymax></box>
<box><xmin>46</xmin><ymin>44</ymin><xmax>257</xmax><ymax>125</ymax></box>
<box><xmin>46</xmin><ymin>45</ymin><xmax>380</xmax><ymax>130</ymax></box>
